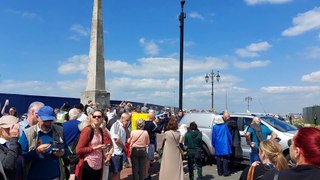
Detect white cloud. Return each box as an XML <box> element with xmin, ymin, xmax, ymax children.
<box><xmin>184</xmin><ymin>57</ymin><xmax>228</xmax><ymax>73</ymax></box>
<box><xmin>109</xmin><ymin>77</ymin><xmax>177</xmax><ymax>91</ymax></box>
<box><xmin>302</xmin><ymin>71</ymin><xmax>320</xmax><ymax>82</ymax></box>
<box><xmin>235</xmin><ymin>49</ymin><xmax>258</xmax><ymax>58</ymax></box>
<box><xmin>184</xmin><ymin>41</ymin><xmax>196</xmax><ymax>47</ymax></box>
<box><xmin>185</xmin><ymin>76</ymin><xmax>209</xmax><ymax>90</ymax></box>
<box><xmin>245</xmin><ymin>0</ymin><xmax>292</xmax><ymax>5</ymax></box>
<box><xmin>247</xmin><ymin>42</ymin><xmax>272</xmax><ymax>52</ymax></box>
<box><xmin>0</xmin><ymin>80</ymin><xmax>52</xmax><ymax>92</ymax></box>
<box><xmin>152</xmin><ymin>91</ymin><xmax>175</xmax><ymax>98</ymax></box>
<box><xmin>232</xmin><ymin>86</ymin><xmax>249</xmax><ymax>93</ymax></box>
<box><xmin>261</xmin><ymin>86</ymin><xmax>320</xmax><ymax>93</ymax></box>
<box><xmin>0</xmin><ymin>80</ymin><xmax>84</xmax><ymax>98</ymax></box>
<box><xmin>57</xmin><ymin>54</ymin><xmax>228</xmax><ymax>78</ymax></box>
<box><xmin>5</xmin><ymin>9</ymin><xmax>43</xmax><ymax>21</ymax></box>
<box><xmin>305</xmin><ymin>46</ymin><xmax>320</xmax><ymax>59</ymax></box>
<box><xmin>69</xmin><ymin>24</ymin><xmax>90</xmax><ymax>40</ymax></box>
<box><xmin>233</xmin><ymin>60</ymin><xmax>271</xmax><ymax>70</ymax></box>
<box><xmin>55</xmin><ymin>53</ymin><xmax>230</xmax><ymax>109</ymax></box>
<box><xmin>139</xmin><ymin>38</ymin><xmax>160</xmax><ymax>56</ymax></box>
<box><xmin>58</xmin><ymin>55</ymin><xmax>88</xmax><ymax>74</ymax></box>
<box><xmin>185</xmin><ymin>74</ymin><xmax>244</xmax><ymax>97</ymax></box>
<box><xmin>282</xmin><ymin>7</ymin><xmax>320</xmax><ymax>36</ymax></box>
<box><xmin>57</xmin><ymin>79</ymin><xmax>86</xmax><ymax>91</ymax></box>
<box><xmin>107</xmin><ymin>77</ymin><xmax>178</xmax><ymax>104</ymax></box>
<box><xmin>236</xmin><ymin>41</ymin><xmax>272</xmax><ymax>57</ymax></box>
<box><xmin>189</xmin><ymin>12</ymin><xmax>205</xmax><ymax>21</ymax></box>
<box><xmin>107</xmin><ymin>57</ymin><xmax>177</xmax><ymax>77</ymax></box>
<box><xmin>107</xmin><ymin>56</ymin><xmax>228</xmax><ymax>77</ymax></box>
<box><xmin>22</xmin><ymin>12</ymin><xmax>38</xmax><ymax>19</ymax></box>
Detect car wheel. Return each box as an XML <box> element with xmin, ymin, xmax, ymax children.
<box><xmin>201</xmin><ymin>144</ymin><xmax>213</xmax><ymax>165</ymax></box>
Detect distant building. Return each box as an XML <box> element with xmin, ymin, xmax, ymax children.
<box><xmin>303</xmin><ymin>105</ymin><xmax>320</xmax><ymax>125</ymax></box>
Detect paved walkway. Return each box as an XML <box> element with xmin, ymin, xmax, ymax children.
<box><xmin>120</xmin><ymin>134</ymin><xmax>246</xmax><ymax>179</ymax></box>
<box><xmin>120</xmin><ymin>159</ymin><xmax>245</xmax><ymax>180</ymax></box>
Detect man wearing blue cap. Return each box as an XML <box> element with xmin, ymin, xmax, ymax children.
<box><xmin>19</xmin><ymin>105</ymin><xmax>68</xmax><ymax>180</ymax></box>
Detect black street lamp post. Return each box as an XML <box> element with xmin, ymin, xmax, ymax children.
<box><xmin>245</xmin><ymin>96</ymin><xmax>253</xmax><ymax>112</ymax></box>
<box><xmin>179</xmin><ymin>0</ymin><xmax>186</xmax><ymax>111</ymax></box>
<box><xmin>205</xmin><ymin>70</ymin><xmax>220</xmax><ymax>112</ymax></box>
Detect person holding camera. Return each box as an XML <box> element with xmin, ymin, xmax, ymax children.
<box><xmin>19</xmin><ymin>106</ymin><xmax>68</xmax><ymax>180</ymax></box>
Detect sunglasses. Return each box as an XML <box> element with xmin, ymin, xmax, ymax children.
<box><xmin>93</xmin><ymin>115</ymin><xmax>102</xmax><ymax>119</ymax></box>
<box><xmin>288</xmin><ymin>139</ymin><xmax>292</xmax><ymax>147</ymax></box>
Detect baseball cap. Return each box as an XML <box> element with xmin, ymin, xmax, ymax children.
<box><xmin>37</xmin><ymin>106</ymin><xmax>56</xmax><ymax>121</ymax></box>
<box><xmin>0</xmin><ymin>115</ymin><xmax>19</xmax><ymax>128</ymax></box>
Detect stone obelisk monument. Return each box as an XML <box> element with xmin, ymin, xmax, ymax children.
<box><xmin>81</xmin><ymin>0</ymin><xmax>110</xmax><ymax>108</ymax></box>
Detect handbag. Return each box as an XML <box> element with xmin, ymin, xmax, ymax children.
<box><xmin>247</xmin><ymin>165</ymin><xmax>256</xmax><ymax>180</ymax></box>
<box><xmin>130</xmin><ymin>131</ymin><xmax>144</xmax><ymax>151</ymax></box>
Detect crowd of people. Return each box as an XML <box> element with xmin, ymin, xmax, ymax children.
<box><xmin>0</xmin><ymin>99</ymin><xmax>184</xmax><ymax>180</ymax></box>
<box><xmin>0</xmin><ymin>99</ymin><xmax>320</xmax><ymax>180</ymax></box>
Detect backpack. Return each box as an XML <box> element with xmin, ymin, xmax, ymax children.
<box><xmin>68</xmin><ymin>126</ymin><xmax>103</xmax><ymax>164</ymax></box>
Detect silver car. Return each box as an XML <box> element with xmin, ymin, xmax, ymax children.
<box><xmin>179</xmin><ymin>113</ymin><xmax>297</xmax><ymax>164</ymax></box>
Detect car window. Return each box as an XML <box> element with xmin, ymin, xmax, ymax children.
<box><xmin>229</xmin><ymin>117</ymin><xmax>242</xmax><ymax>131</ymax></box>
<box><xmin>243</xmin><ymin>117</ymin><xmax>252</xmax><ymax>130</ymax></box>
<box><xmin>230</xmin><ymin>116</ymin><xmax>253</xmax><ymax>131</ymax></box>
<box><xmin>261</xmin><ymin>116</ymin><xmax>297</xmax><ymax>132</ymax></box>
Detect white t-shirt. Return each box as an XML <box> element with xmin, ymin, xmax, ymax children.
<box><xmin>106</xmin><ymin>109</ymin><xmax>116</xmax><ymax>121</ymax></box>
<box><xmin>78</xmin><ymin>112</ymin><xmax>88</xmax><ymax>122</ymax></box>
<box><xmin>110</xmin><ymin>120</ymin><xmax>127</xmax><ymax>155</ymax></box>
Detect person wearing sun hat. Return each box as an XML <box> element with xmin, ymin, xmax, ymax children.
<box><xmin>19</xmin><ymin>105</ymin><xmax>68</xmax><ymax>180</ymax></box>
<box><xmin>0</xmin><ymin>115</ymin><xmax>20</xmax><ymax>180</ymax></box>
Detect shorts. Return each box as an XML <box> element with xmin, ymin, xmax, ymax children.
<box><xmin>110</xmin><ymin>154</ymin><xmax>123</xmax><ymax>173</ymax></box>
<box><xmin>147</xmin><ymin>144</ymin><xmax>155</xmax><ymax>161</ymax></box>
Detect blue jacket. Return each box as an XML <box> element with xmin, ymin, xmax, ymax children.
<box><xmin>212</xmin><ymin>123</ymin><xmax>232</xmax><ymax>155</ymax></box>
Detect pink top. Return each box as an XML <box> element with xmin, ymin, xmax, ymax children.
<box><xmin>84</xmin><ymin>131</ymin><xmax>103</xmax><ymax>170</ymax></box>
<box><xmin>128</xmin><ymin>130</ymin><xmax>150</xmax><ymax>148</ymax></box>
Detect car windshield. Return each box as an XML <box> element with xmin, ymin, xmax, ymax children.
<box><xmin>261</xmin><ymin>116</ymin><xmax>297</xmax><ymax>132</ymax></box>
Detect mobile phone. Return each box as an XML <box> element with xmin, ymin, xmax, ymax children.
<box><xmin>52</xmin><ymin>141</ymin><xmax>64</xmax><ymax>152</ymax></box>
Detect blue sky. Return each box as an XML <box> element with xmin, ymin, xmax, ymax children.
<box><xmin>0</xmin><ymin>0</ymin><xmax>320</xmax><ymax>114</ymax></box>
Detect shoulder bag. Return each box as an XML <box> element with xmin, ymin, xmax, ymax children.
<box><xmin>247</xmin><ymin>165</ymin><xmax>256</xmax><ymax>180</ymax></box>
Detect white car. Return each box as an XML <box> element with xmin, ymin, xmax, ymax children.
<box><xmin>179</xmin><ymin>113</ymin><xmax>297</xmax><ymax>165</ymax></box>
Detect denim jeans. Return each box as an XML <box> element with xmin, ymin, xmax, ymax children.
<box><xmin>250</xmin><ymin>146</ymin><xmax>261</xmax><ymax>164</ymax></box>
<box><xmin>215</xmin><ymin>155</ymin><xmax>230</xmax><ymax>176</ymax></box>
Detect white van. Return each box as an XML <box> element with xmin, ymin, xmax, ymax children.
<box><xmin>179</xmin><ymin>113</ymin><xmax>297</xmax><ymax>165</ymax></box>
